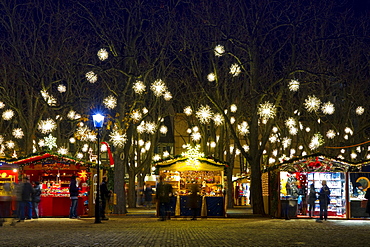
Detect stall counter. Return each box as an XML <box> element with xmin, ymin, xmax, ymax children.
<box><xmin>39</xmin><ymin>196</ymin><xmax>87</xmax><ymax>217</ymax></box>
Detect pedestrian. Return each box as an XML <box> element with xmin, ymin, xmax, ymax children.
<box><xmin>307</xmin><ymin>183</ymin><xmax>316</xmax><ymax>218</ymax></box>
<box><xmin>100</xmin><ymin>176</ymin><xmax>111</xmax><ymax>220</ymax></box>
<box><xmin>69</xmin><ymin>175</ymin><xmax>79</xmax><ymax>219</ymax></box>
<box><xmin>188</xmin><ymin>183</ymin><xmax>201</xmax><ymax>220</ymax></box>
<box><xmin>156</xmin><ymin>175</ymin><xmax>173</xmax><ymax>221</ymax></box>
<box><xmin>18</xmin><ymin>177</ymin><xmax>34</xmax><ymax>222</ymax></box>
<box><xmin>144</xmin><ymin>183</ymin><xmax>153</xmax><ymax>209</ymax></box>
<box><xmin>365</xmin><ymin>188</ymin><xmax>370</xmax><ymax>217</ymax></box>
<box><xmin>32</xmin><ymin>181</ymin><xmax>41</xmax><ymax>219</ymax></box>
<box><xmin>317</xmin><ymin>180</ymin><xmax>330</xmax><ymax>222</ymax></box>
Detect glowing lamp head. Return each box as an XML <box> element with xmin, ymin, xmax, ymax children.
<box><xmin>93</xmin><ymin>114</ymin><xmax>105</xmax><ymax>128</ymax></box>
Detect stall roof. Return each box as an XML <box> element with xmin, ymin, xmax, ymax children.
<box><xmin>265</xmin><ymin>153</ymin><xmax>370</xmax><ymax>173</ymax></box>
<box><xmin>155</xmin><ymin>157</ymin><xmax>227</xmax><ymax>172</ymax></box>
<box><xmin>10</xmin><ymin>152</ymin><xmax>90</xmax><ymax>166</ymax></box>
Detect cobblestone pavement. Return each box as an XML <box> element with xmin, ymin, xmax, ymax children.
<box><xmin>0</xmin><ymin>216</ymin><xmax>369</xmax><ymax>247</ymax></box>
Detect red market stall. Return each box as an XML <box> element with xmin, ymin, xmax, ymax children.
<box><xmin>0</xmin><ymin>161</ymin><xmax>18</xmax><ymax>217</ymax></box>
<box><xmin>12</xmin><ymin>152</ymin><xmax>90</xmax><ymax>217</ymax></box>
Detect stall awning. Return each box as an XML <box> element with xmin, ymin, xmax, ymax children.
<box><xmin>10</xmin><ymin>152</ymin><xmax>89</xmax><ymax>166</ymax></box>
<box><xmin>155</xmin><ymin>157</ymin><xmax>226</xmax><ymax>172</ymax></box>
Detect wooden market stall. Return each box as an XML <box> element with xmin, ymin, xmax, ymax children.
<box><xmin>12</xmin><ymin>152</ymin><xmax>90</xmax><ymax>217</ymax></box>
<box><xmin>155</xmin><ymin>155</ymin><xmax>227</xmax><ymax>217</ymax></box>
<box><xmin>0</xmin><ymin>160</ymin><xmax>18</xmax><ymax>217</ymax></box>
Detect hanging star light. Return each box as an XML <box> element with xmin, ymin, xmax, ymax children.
<box><xmin>12</xmin><ymin>128</ymin><xmax>24</xmax><ymax>139</ymax></box>
<box><xmin>237</xmin><ymin>121</ymin><xmax>250</xmax><ymax>135</ymax></box>
<box><xmin>97</xmin><ymin>48</ymin><xmax>108</xmax><ymax>61</ymax></box>
<box><xmin>57</xmin><ymin>146</ymin><xmax>68</xmax><ymax>155</ymax></box>
<box><xmin>356</xmin><ymin>106</ymin><xmax>365</xmax><ymax>115</ymax></box>
<box><xmin>150</xmin><ymin>79</ymin><xmax>167</xmax><ymax>97</ymax></box>
<box><xmin>163</xmin><ymin>91</ymin><xmax>172</xmax><ymax>101</ymax></box>
<box><xmin>213</xmin><ymin>113</ymin><xmax>224</xmax><ymax>126</ymax></box>
<box><xmin>269</xmin><ymin>134</ymin><xmax>278</xmax><ymax>143</ymax></box>
<box><xmin>86</xmin><ymin>71</ymin><xmax>98</xmax><ymax>83</ymax></box>
<box><xmin>40</xmin><ymin>90</ymin><xmax>57</xmax><ymax>106</ymax></box>
<box><xmin>257</xmin><ymin>101</ymin><xmax>276</xmax><ymax>120</ymax></box>
<box><xmin>6</xmin><ymin>140</ymin><xmax>15</xmax><ymax>149</ymax></box>
<box><xmin>38</xmin><ymin>118</ymin><xmax>57</xmax><ymax>134</ymax></box>
<box><xmin>137</xmin><ymin>122</ymin><xmax>145</xmax><ymax>134</ymax></box>
<box><xmin>184</xmin><ymin>106</ymin><xmax>192</xmax><ymax>116</ymax></box>
<box><xmin>152</xmin><ymin>154</ymin><xmax>161</xmax><ymax>161</ymax></box>
<box><xmin>282</xmin><ymin>137</ymin><xmax>292</xmax><ymax>149</ymax></box>
<box><xmin>289</xmin><ymin>127</ymin><xmax>298</xmax><ymax>136</ymax></box>
<box><xmin>288</xmin><ymin>79</ymin><xmax>300</xmax><ymax>91</ymax></box>
<box><xmin>142</xmin><ymin>107</ymin><xmax>149</xmax><ymax>114</ymax></box>
<box><xmin>103</xmin><ymin>95</ymin><xmax>117</xmax><ymax>109</ymax></box>
<box><xmin>159</xmin><ymin>125</ymin><xmax>168</xmax><ymax>134</ymax></box>
<box><xmin>321</xmin><ymin>101</ymin><xmax>335</xmax><ymax>115</ymax></box>
<box><xmin>145</xmin><ymin>121</ymin><xmax>157</xmax><ymax>134</ymax></box>
<box><xmin>229</xmin><ymin>64</ymin><xmax>241</xmax><ymax>77</ymax></box>
<box><xmin>269</xmin><ymin>157</ymin><xmax>276</xmax><ymax>164</ymax></box>
<box><xmin>130</xmin><ymin>110</ymin><xmax>142</xmax><ymax>122</ymax></box>
<box><xmin>58</xmin><ymin>84</ymin><xmax>66</xmax><ymax>93</ymax></box>
<box><xmin>76</xmin><ymin>152</ymin><xmax>84</xmax><ymax>159</ymax></box>
<box><xmin>196</xmin><ymin>105</ymin><xmax>213</xmax><ymax>124</ymax></box>
<box><xmin>207</xmin><ymin>73</ymin><xmax>216</xmax><ymax>82</ymax></box>
<box><xmin>75</xmin><ymin>126</ymin><xmax>93</xmax><ymax>141</ymax></box>
<box><xmin>214</xmin><ymin>45</ymin><xmax>225</xmax><ymax>56</ymax></box>
<box><xmin>230</xmin><ymin>104</ymin><xmax>237</xmax><ymax>113</ymax></box>
<box><xmin>133</xmin><ymin>80</ymin><xmax>146</xmax><ymax>94</ymax></box>
<box><xmin>109</xmin><ymin>129</ymin><xmax>127</xmax><ymax>148</ymax></box>
<box><xmin>326</xmin><ymin>129</ymin><xmax>336</xmax><ymax>139</ymax></box>
<box><xmin>44</xmin><ymin>134</ymin><xmax>57</xmax><ymax>150</ymax></box>
<box><xmin>2</xmin><ymin>109</ymin><xmax>14</xmax><ymax>120</ymax></box>
<box><xmin>242</xmin><ymin>145</ymin><xmax>249</xmax><ymax>152</ymax></box>
<box><xmin>67</xmin><ymin>110</ymin><xmax>77</xmax><ymax>120</ymax></box>
<box><xmin>285</xmin><ymin>117</ymin><xmax>296</xmax><ymax>128</ymax></box>
<box><xmin>78</xmin><ymin>170</ymin><xmax>88</xmax><ymax>180</ymax></box>
<box><xmin>0</xmin><ymin>135</ymin><xmax>3</xmax><ymax>144</ymax></box>
<box><xmin>191</xmin><ymin>132</ymin><xmax>201</xmax><ymax>141</ymax></box>
<box><xmin>0</xmin><ymin>102</ymin><xmax>5</xmax><ymax>109</ymax></box>
<box><xmin>344</xmin><ymin>127</ymin><xmax>353</xmax><ymax>135</ymax></box>
<box><xmin>309</xmin><ymin>133</ymin><xmax>324</xmax><ymax>150</ymax></box>
<box><xmin>304</xmin><ymin>95</ymin><xmax>321</xmax><ymax>112</ymax></box>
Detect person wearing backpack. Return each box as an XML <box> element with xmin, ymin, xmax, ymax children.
<box><xmin>32</xmin><ymin>181</ymin><xmax>41</xmax><ymax>219</ymax></box>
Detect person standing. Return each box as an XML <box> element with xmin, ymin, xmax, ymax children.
<box><xmin>18</xmin><ymin>177</ymin><xmax>34</xmax><ymax>222</ymax></box>
<box><xmin>317</xmin><ymin>180</ymin><xmax>330</xmax><ymax>222</ymax></box>
<box><xmin>188</xmin><ymin>183</ymin><xmax>201</xmax><ymax>220</ymax></box>
<box><xmin>307</xmin><ymin>183</ymin><xmax>316</xmax><ymax>218</ymax></box>
<box><xmin>156</xmin><ymin>175</ymin><xmax>173</xmax><ymax>221</ymax></box>
<box><xmin>100</xmin><ymin>177</ymin><xmax>111</xmax><ymax>220</ymax></box>
<box><xmin>69</xmin><ymin>175</ymin><xmax>79</xmax><ymax>219</ymax></box>
<box><xmin>144</xmin><ymin>184</ymin><xmax>153</xmax><ymax>209</ymax></box>
<box><xmin>32</xmin><ymin>181</ymin><xmax>41</xmax><ymax>219</ymax></box>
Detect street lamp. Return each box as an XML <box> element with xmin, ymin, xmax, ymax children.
<box><xmin>93</xmin><ymin>113</ymin><xmax>104</xmax><ymax>223</ymax></box>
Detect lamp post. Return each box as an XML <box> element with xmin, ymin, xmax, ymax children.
<box><xmin>93</xmin><ymin>113</ymin><xmax>104</xmax><ymax>224</ymax></box>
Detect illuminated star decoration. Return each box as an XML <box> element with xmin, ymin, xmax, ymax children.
<box><xmin>257</xmin><ymin>101</ymin><xmax>276</xmax><ymax>121</ymax></box>
<box><xmin>321</xmin><ymin>101</ymin><xmax>335</xmax><ymax>115</ymax></box>
<box><xmin>163</xmin><ymin>91</ymin><xmax>172</xmax><ymax>101</ymax></box>
<box><xmin>237</xmin><ymin>121</ymin><xmax>250</xmax><ymax>135</ymax></box>
<box><xmin>191</xmin><ymin>132</ymin><xmax>201</xmax><ymax>142</ymax></box>
<box><xmin>6</xmin><ymin>140</ymin><xmax>15</xmax><ymax>149</ymax></box>
<box><xmin>207</xmin><ymin>73</ymin><xmax>216</xmax><ymax>82</ymax></box>
<box><xmin>356</xmin><ymin>106</ymin><xmax>364</xmax><ymax>115</ymax></box>
<box><xmin>97</xmin><ymin>48</ymin><xmax>109</xmax><ymax>61</ymax></box>
<box><xmin>282</xmin><ymin>137</ymin><xmax>292</xmax><ymax>149</ymax></box>
<box><xmin>133</xmin><ymin>80</ymin><xmax>146</xmax><ymax>94</ymax></box>
<box><xmin>58</xmin><ymin>84</ymin><xmax>66</xmax><ymax>93</ymax></box>
<box><xmin>285</xmin><ymin>117</ymin><xmax>296</xmax><ymax>128</ymax></box>
<box><xmin>86</xmin><ymin>71</ymin><xmax>98</xmax><ymax>83</ymax></box>
<box><xmin>304</xmin><ymin>95</ymin><xmax>321</xmax><ymax>112</ymax></box>
<box><xmin>109</xmin><ymin>129</ymin><xmax>127</xmax><ymax>148</ymax></box>
<box><xmin>289</xmin><ymin>79</ymin><xmax>300</xmax><ymax>92</ymax></box>
<box><xmin>67</xmin><ymin>110</ymin><xmax>81</xmax><ymax>120</ymax></box>
<box><xmin>103</xmin><ymin>95</ymin><xmax>117</xmax><ymax>109</ymax></box>
<box><xmin>38</xmin><ymin>118</ymin><xmax>57</xmax><ymax>134</ymax></box>
<box><xmin>184</xmin><ymin>106</ymin><xmax>192</xmax><ymax>116</ymax></box>
<box><xmin>214</xmin><ymin>45</ymin><xmax>225</xmax><ymax>56</ymax></box>
<box><xmin>145</xmin><ymin>121</ymin><xmax>157</xmax><ymax>134</ymax></box>
<box><xmin>150</xmin><ymin>79</ymin><xmax>167</xmax><ymax>97</ymax></box>
<box><xmin>130</xmin><ymin>110</ymin><xmax>142</xmax><ymax>122</ymax></box>
<box><xmin>230</xmin><ymin>104</ymin><xmax>237</xmax><ymax>113</ymax></box>
<box><xmin>326</xmin><ymin>129</ymin><xmax>336</xmax><ymax>139</ymax></box>
<box><xmin>40</xmin><ymin>90</ymin><xmax>57</xmax><ymax>106</ymax></box>
<box><xmin>196</xmin><ymin>105</ymin><xmax>213</xmax><ymax>124</ymax></box>
<box><xmin>309</xmin><ymin>133</ymin><xmax>324</xmax><ymax>150</ymax></box>
<box><xmin>3</xmin><ymin>109</ymin><xmax>14</xmax><ymax>120</ymax></box>
<box><xmin>78</xmin><ymin>170</ymin><xmax>88</xmax><ymax>181</ymax></box>
<box><xmin>12</xmin><ymin>128</ymin><xmax>24</xmax><ymax>139</ymax></box>
<box><xmin>0</xmin><ymin>102</ymin><xmax>5</xmax><ymax>109</ymax></box>
<box><xmin>212</xmin><ymin>113</ymin><xmax>224</xmax><ymax>126</ymax></box>
<box><xmin>159</xmin><ymin>125</ymin><xmax>168</xmax><ymax>134</ymax></box>
<box><xmin>57</xmin><ymin>146</ymin><xmax>68</xmax><ymax>155</ymax></box>
<box><xmin>230</xmin><ymin>64</ymin><xmax>241</xmax><ymax>77</ymax></box>
<box><xmin>44</xmin><ymin>134</ymin><xmax>57</xmax><ymax>150</ymax></box>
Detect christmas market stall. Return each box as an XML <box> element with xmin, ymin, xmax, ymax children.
<box><xmin>0</xmin><ymin>160</ymin><xmax>18</xmax><ymax>218</ymax></box>
<box><xmin>12</xmin><ymin>152</ymin><xmax>90</xmax><ymax>217</ymax></box>
<box><xmin>267</xmin><ymin>153</ymin><xmax>370</xmax><ymax>219</ymax></box>
<box><xmin>154</xmin><ymin>147</ymin><xmax>227</xmax><ymax>218</ymax></box>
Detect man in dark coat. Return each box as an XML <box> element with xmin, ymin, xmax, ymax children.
<box><xmin>18</xmin><ymin>177</ymin><xmax>34</xmax><ymax>221</ymax></box>
<box><xmin>317</xmin><ymin>180</ymin><xmax>330</xmax><ymax>222</ymax></box>
<box><xmin>156</xmin><ymin>175</ymin><xmax>173</xmax><ymax>221</ymax></box>
<box><xmin>69</xmin><ymin>175</ymin><xmax>79</xmax><ymax>219</ymax></box>
<box><xmin>100</xmin><ymin>177</ymin><xmax>111</xmax><ymax>220</ymax></box>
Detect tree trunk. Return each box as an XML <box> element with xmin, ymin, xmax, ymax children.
<box><xmin>113</xmin><ymin>153</ymin><xmax>127</xmax><ymax>214</ymax></box>
<box><xmin>127</xmin><ymin>168</ymin><xmax>136</xmax><ymax>208</ymax></box>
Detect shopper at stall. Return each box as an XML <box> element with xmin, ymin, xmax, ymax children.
<box><xmin>156</xmin><ymin>175</ymin><xmax>173</xmax><ymax>221</ymax></box>
<box><xmin>317</xmin><ymin>180</ymin><xmax>330</xmax><ymax>222</ymax></box>
<box><xmin>69</xmin><ymin>175</ymin><xmax>79</xmax><ymax>219</ymax></box>
<box><xmin>188</xmin><ymin>183</ymin><xmax>201</xmax><ymax>220</ymax></box>
<box><xmin>100</xmin><ymin>177</ymin><xmax>111</xmax><ymax>220</ymax></box>
<box><xmin>32</xmin><ymin>181</ymin><xmax>41</xmax><ymax>219</ymax></box>
<box><xmin>144</xmin><ymin>183</ymin><xmax>153</xmax><ymax>209</ymax></box>
<box><xmin>18</xmin><ymin>177</ymin><xmax>34</xmax><ymax>222</ymax></box>
<box><xmin>307</xmin><ymin>184</ymin><xmax>316</xmax><ymax>218</ymax></box>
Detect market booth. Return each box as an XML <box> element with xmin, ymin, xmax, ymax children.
<box><xmin>269</xmin><ymin>154</ymin><xmax>370</xmax><ymax>219</ymax></box>
<box><xmin>13</xmin><ymin>152</ymin><xmax>90</xmax><ymax>217</ymax></box>
<box><xmin>154</xmin><ymin>155</ymin><xmax>226</xmax><ymax>217</ymax></box>
<box><xmin>0</xmin><ymin>161</ymin><xmax>18</xmax><ymax>217</ymax></box>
